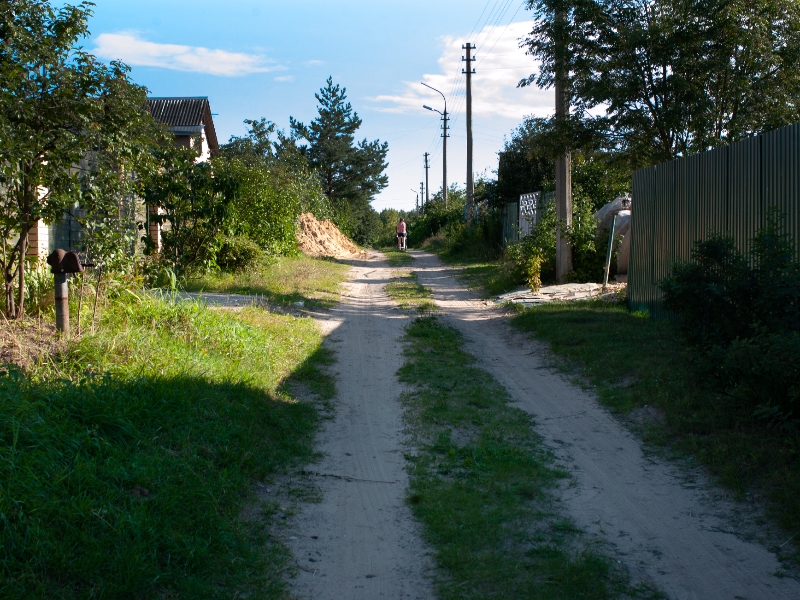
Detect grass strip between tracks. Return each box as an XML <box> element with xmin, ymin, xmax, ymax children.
<box><xmin>0</xmin><ymin>294</ymin><xmax>334</xmax><ymax>598</ymax></box>
<box><xmin>383</xmin><ymin>248</ymin><xmax>415</xmax><ymax>267</ymax></box>
<box><xmin>386</xmin><ymin>271</ymin><xmax>437</xmax><ymax>313</ymax></box>
<box><xmin>399</xmin><ymin>316</ymin><xmax>659</xmax><ymax>599</ymax></box>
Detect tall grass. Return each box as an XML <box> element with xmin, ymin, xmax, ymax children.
<box><xmin>0</xmin><ymin>294</ymin><xmax>332</xmax><ymax>598</ymax></box>
<box><xmin>183</xmin><ymin>254</ymin><xmax>348</xmax><ymax>309</ymax></box>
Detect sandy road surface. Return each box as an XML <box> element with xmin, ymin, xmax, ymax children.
<box><xmin>285</xmin><ymin>252</ymin><xmax>433</xmax><ymax>600</ymax></box>
<box><xmin>411</xmin><ymin>250</ymin><xmax>800</xmax><ymax>600</ymax></box>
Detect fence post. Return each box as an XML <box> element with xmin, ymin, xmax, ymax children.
<box><xmin>603</xmin><ymin>214</ymin><xmax>617</xmax><ymax>289</ymax></box>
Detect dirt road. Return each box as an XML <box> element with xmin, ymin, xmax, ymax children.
<box><xmin>410</xmin><ymin>250</ymin><xmax>800</xmax><ymax>600</ymax></box>
<box><xmin>285</xmin><ymin>253</ymin><xmax>433</xmax><ymax>600</ymax></box>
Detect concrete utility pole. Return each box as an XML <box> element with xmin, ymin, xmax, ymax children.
<box><xmin>440</xmin><ymin>107</ymin><xmax>449</xmax><ymax>208</ymax></box>
<box><xmin>554</xmin><ymin>13</ymin><xmax>572</xmax><ymax>283</ymax></box>
<box><xmin>423</xmin><ymin>152</ymin><xmax>430</xmax><ymax>207</ymax></box>
<box><xmin>422</xmin><ymin>82</ymin><xmax>449</xmax><ymax>207</ymax></box>
<box><xmin>420</xmin><ymin>181</ymin><xmax>424</xmax><ymax>212</ymax></box>
<box><xmin>463</xmin><ymin>43</ymin><xmax>476</xmax><ymax>220</ymax></box>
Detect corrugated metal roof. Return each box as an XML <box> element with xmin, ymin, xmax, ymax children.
<box><xmin>146</xmin><ymin>97</ymin><xmax>218</xmax><ymax>154</ymax></box>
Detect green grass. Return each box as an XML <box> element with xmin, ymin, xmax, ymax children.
<box><xmin>456</xmin><ymin>260</ymin><xmax>522</xmax><ymax>297</ymax></box>
<box><xmin>182</xmin><ymin>254</ymin><xmax>348</xmax><ymax>309</ymax></box>
<box><xmin>511</xmin><ymin>300</ymin><xmax>800</xmax><ymax>561</ymax></box>
<box><xmin>425</xmin><ymin>245</ymin><xmax>521</xmax><ymax>298</ymax></box>
<box><xmin>382</xmin><ymin>249</ymin><xmax>415</xmax><ymax>267</ymax></box>
<box><xmin>385</xmin><ymin>271</ymin><xmax>436</xmax><ymax>313</ymax></box>
<box><xmin>399</xmin><ymin>317</ymin><xmax>657</xmax><ymax>599</ymax></box>
<box><xmin>0</xmin><ymin>294</ymin><xmax>334</xmax><ymax>598</ymax></box>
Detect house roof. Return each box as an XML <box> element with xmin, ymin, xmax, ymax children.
<box><xmin>146</xmin><ymin>97</ymin><xmax>219</xmax><ymax>154</ymax></box>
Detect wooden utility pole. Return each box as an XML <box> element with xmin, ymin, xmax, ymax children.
<box><xmin>463</xmin><ymin>43</ymin><xmax>476</xmax><ymax>219</ymax></box>
<box><xmin>554</xmin><ymin>13</ymin><xmax>572</xmax><ymax>283</ymax></box>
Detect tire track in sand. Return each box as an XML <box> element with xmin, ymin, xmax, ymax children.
<box><xmin>411</xmin><ymin>250</ymin><xmax>800</xmax><ymax>600</ymax></box>
<box><xmin>285</xmin><ymin>251</ymin><xmax>433</xmax><ymax>600</ymax></box>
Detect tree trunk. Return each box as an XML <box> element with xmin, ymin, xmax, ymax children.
<box><xmin>4</xmin><ymin>271</ymin><xmax>15</xmax><ymax>319</ymax></box>
<box><xmin>16</xmin><ymin>227</ymin><xmax>27</xmax><ymax>319</ymax></box>
<box><xmin>2</xmin><ymin>236</ymin><xmax>15</xmax><ymax>318</ymax></box>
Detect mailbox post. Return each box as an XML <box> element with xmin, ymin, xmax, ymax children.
<box><xmin>46</xmin><ymin>249</ymin><xmax>84</xmax><ymax>337</ymax></box>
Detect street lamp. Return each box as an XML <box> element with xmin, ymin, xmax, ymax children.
<box><xmin>421</xmin><ymin>82</ymin><xmax>448</xmax><ymax>207</ymax></box>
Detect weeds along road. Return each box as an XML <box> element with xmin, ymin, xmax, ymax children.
<box><xmin>409</xmin><ymin>250</ymin><xmax>800</xmax><ymax>600</ymax></box>
<box><xmin>285</xmin><ymin>251</ymin><xmax>433</xmax><ymax>600</ymax></box>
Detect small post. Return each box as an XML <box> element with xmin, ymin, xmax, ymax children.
<box><xmin>47</xmin><ymin>249</ymin><xmax>84</xmax><ymax>338</ymax></box>
<box><xmin>603</xmin><ymin>214</ymin><xmax>618</xmax><ymax>289</ymax></box>
<box><xmin>54</xmin><ymin>273</ymin><xmax>69</xmax><ymax>337</ymax></box>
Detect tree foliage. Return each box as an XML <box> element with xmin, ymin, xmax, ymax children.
<box><xmin>289</xmin><ymin>77</ymin><xmax>388</xmax><ymax>245</ymax></box>
<box><xmin>143</xmin><ymin>147</ymin><xmax>240</xmax><ymax>273</ymax></box>
<box><xmin>521</xmin><ymin>0</ymin><xmax>800</xmax><ymax>165</ymax></box>
<box><xmin>220</xmin><ymin>118</ymin><xmax>333</xmax><ymax>257</ymax></box>
<box><xmin>0</xmin><ymin>0</ymin><xmax>163</xmax><ymax>317</ymax></box>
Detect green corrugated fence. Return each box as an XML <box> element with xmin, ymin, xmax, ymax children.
<box><xmin>629</xmin><ymin>122</ymin><xmax>800</xmax><ymax>317</ymax></box>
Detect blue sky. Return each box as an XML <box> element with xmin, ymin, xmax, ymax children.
<box><xmin>80</xmin><ymin>0</ymin><xmax>554</xmax><ymax>211</ymax></box>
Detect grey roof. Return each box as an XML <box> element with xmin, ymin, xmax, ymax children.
<box><xmin>146</xmin><ymin>97</ymin><xmax>218</xmax><ymax>154</ymax></box>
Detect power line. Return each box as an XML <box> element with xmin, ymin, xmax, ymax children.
<box><xmin>477</xmin><ymin>2</ymin><xmax>525</xmax><ymax>67</ymax></box>
<box><xmin>469</xmin><ymin>0</ymin><xmax>495</xmax><ymax>36</ymax></box>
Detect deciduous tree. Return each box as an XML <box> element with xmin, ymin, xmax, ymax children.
<box><xmin>0</xmin><ymin>0</ymin><xmax>161</xmax><ymax>317</ymax></box>
<box><xmin>521</xmin><ymin>0</ymin><xmax>800</xmax><ymax>165</ymax></box>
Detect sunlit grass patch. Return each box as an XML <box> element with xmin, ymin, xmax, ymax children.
<box><xmin>382</xmin><ymin>249</ymin><xmax>415</xmax><ymax>267</ymax></box>
<box><xmin>399</xmin><ymin>317</ymin><xmax>657</xmax><ymax>599</ymax></box>
<box><xmin>0</xmin><ymin>294</ymin><xmax>333</xmax><ymax>598</ymax></box>
<box><xmin>183</xmin><ymin>254</ymin><xmax>348</xmax><ymax>310</ymax></box>
<box><xmin>386</xmin><ymin>271</ymin><xmax>436</xmax><ymax>313</ymax></box>
<box><xmin>426</xmin><ymin>250</ymin><xmax>522</xmax><ymax>298</ymax></box>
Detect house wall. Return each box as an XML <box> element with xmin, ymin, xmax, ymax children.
<box><xmin>27</xmin><ymin>220</ymin><xmax>49</xmax><ymax>259</ymax></box>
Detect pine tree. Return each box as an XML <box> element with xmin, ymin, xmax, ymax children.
<box><xmin>290</xmin><ymin>77</ymin><xmax>388</xmax><ymax>244</ymax></box>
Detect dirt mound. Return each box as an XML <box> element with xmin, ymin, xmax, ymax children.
<box><xmin>296</xmin><ymin>213</ymin><xmax>363</xmax><ymax>258</ymax></box>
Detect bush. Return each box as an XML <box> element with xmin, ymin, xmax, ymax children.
<box><xmin>216</xmin><ymin>235</ymin><xmax>263</xmax><ymax>272</ymax></box>
<box><xmin>662</xmin><ymin>215</ymin><xmax>800</xmax><ymax>421</ymax></box>
<box><xmin>503</xmin><ymin>190</ymin><xmax>610</xmax><ymax>289</ymax></box>
<box><xmin>506</xmin><ymin>236</ymin><xmax>547</xmax><ymax>291</ymax></box>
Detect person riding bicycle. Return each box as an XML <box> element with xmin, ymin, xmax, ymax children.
<box><xmin>396</xmin><ymin>218</ymin><xmax>407</xmax><ymax>250</ymax></box>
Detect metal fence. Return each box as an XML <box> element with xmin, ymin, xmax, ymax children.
<box><xmin>501</xmin><ymin>201</ymin><xmax>519</xmax><ymax>246</ymax></box>
<box><xmin>502</xmin><ymin>191</ymin><xmax>556</xmax><ymax>247</ymax></box>
<box><xmin>629</xmin><ymin>122</ymin><xmax>800</xmax><ymax>317</ymax></box>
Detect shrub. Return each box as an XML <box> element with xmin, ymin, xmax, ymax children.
<box><xmin>506</xmin><ymin>237</ymin><xmax>547</xmax><ymax>291</ymax></box>
<box><xmin>662</xmin><ymin>215</ymin><xmax>800</xmax><ymax>421</ymax></box>
<box><xmin>216</xmin><ymin>235</ymin><xmax>263</xmax><ymax>272</ymax></box>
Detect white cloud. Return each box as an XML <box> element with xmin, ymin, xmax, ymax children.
<box><xmin>93</xmin><ymin>32</ymin><xmax>285</xmax><ymax>77</ymax></box>
<box><xmin>303</xmin><ymin>59</ymin><xmax>326</xmax><ymax>67</ymax></box>
<box><xmin>274</xmin><ymin>75</ymin><xmax>295</xmax><ymax>82</ymax></box>
<box><xmin>370</xmin><ymin>21</ymin><xmax>553</xmax><ymax>120</ymax></box>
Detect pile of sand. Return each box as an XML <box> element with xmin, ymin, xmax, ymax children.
<box><xmin>296</xmin><ymin>213</ymin><xmax>363</xmax><ymax>259</ymax></box>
